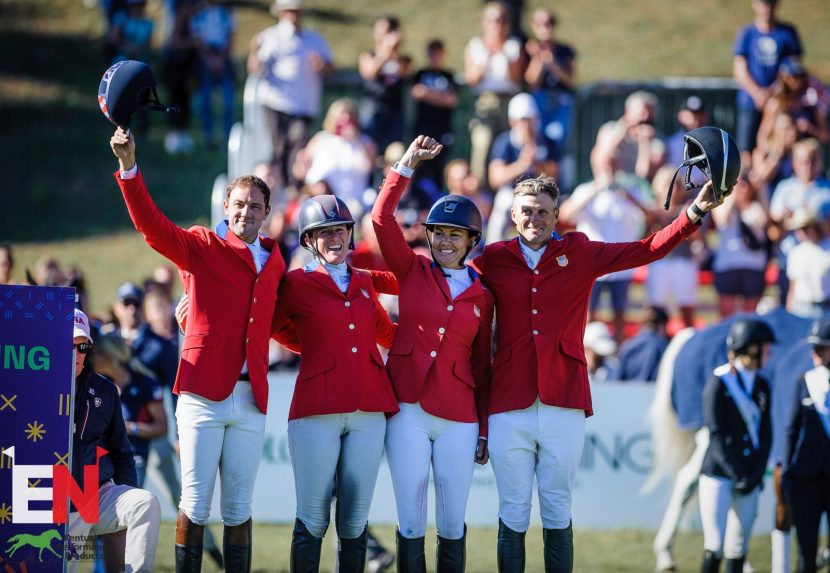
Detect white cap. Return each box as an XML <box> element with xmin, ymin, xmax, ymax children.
<box><xmin>73</xmin><ymin>308</ymin><xmax>93</xmax><ymax>343</ymax></box>
<box><xmin>274</xmin><ymin>0</ymin><xmax>302</xmax><ymax>10</ymax></box>
<box><xmin>583</xmin><ymin>321</ymin><xmax>616</xmax><ymax>357</ymax></box>
<box><xmin>508</xmin><ymin>93</ymin><xmax>539</xmax><ymax>121</ymax></box>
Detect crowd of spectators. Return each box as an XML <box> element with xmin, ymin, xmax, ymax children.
<box><xmin>51</xmin><ymin>0</ymin><xmax>830</xmax><ymax>381</ymax></box>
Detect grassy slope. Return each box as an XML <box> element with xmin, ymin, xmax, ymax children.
<box><xmin>2</xmin><ymin>0</ymin><xmax>830</xmax><ymax>311</ymax></box>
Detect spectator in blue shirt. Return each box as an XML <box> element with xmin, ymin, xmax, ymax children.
<box><xmin>733</xmin><ymin>0</ymin><xmax>802</xmax><ymax>165</ymax></box>
<box><xmin>612</xmin><ymin>306</ymin><xmax>670</xmax><ymax>382</ymax></box>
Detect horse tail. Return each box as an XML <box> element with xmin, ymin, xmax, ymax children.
<box><xmin>642</xmin><ymin>327</ymin><xmax>697</xmax><ymax>493</ymax></box>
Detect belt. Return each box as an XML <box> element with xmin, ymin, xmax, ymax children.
<box><xmin>238</xmin><ymin>372</ymin><xmax>250</xmax><ymax>382</ymax></box>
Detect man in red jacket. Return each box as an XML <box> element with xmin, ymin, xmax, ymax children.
<box><xmin>110</xmin><ymin>127</ymin><xmax>285</xmax><ymax>573</ymax></box>
<box><xmin>471</xmin><ymin>172</ymin><xmax>727</xmax><ymax>572</ymax></box>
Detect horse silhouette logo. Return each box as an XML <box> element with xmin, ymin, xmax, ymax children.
<box><xmin>6</xmin><ymin>529</ymin><xmax>62</xmax><ymax>562</ymax></box>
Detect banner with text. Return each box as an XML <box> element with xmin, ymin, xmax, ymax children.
<box><xmin>0</xmin><ymin>285</ymin><xmax>75</xmax><ymax>572</ymax></box>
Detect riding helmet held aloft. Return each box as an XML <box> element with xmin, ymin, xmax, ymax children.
<box><xmin>664</xmin><ymin>126</ymin><xmax>741</xmax><ymax>210</ymax></box>
<box><xmin>425</xmin><ymin>195</ymin><xmax>483</xmax><ymax>244</ymax></box>
<box><xmin>726</xmin><ymin>319</ymin><xmax>776</xmax><ymax>354</ymax></box>
<box><xmin>298</xmin><ymin>195</ymin><xmax>356</xmax><ymax>250</ymax></box>
<box><xmin>98</xmin><ymin>60</ymin><xmax>178</xmax><ymax>128</ymax></box>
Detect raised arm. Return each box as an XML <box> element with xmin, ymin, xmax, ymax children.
<box><xmin>110</xmin><ymin>128</ymin><xmax>205</xmax><ymax>271</ymax></box>
<box><xmin>371</xmin><ymin>135</ymin><xmax>443</xmax><ymax>276</ymax></box>
<box><xmin>591</xmin><ymin>181</ymin><xmax>725</xmax><ymax>276</ymax></box>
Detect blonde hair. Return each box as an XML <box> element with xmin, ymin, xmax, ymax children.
<box><xmin>94</xmin><ymin>332</ymin><xmax>156</xmax><ymax>380</ymax></box>
<box><xmin>513</xmin><ymin>175</ymin><xmax>560</xmax><ymax>205</ymax></box>
<box><xmin>322</xmin><ymin>98</ymin><xmax>358</xmax><ymax>134</ymax></box>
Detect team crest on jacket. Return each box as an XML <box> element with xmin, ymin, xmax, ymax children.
<box><xmin>557</xmin><ymin>255</ymin><xmax>569</xmax><ymax>267</ymax></box>
<box><xmin>94</xmin><ymin>397</ymin><xmax>102</xmax><ymax>408</ymax></box>
<box><xmin>360</xmin><ymin>288</ymin><xmax>370</xmax><ymax>299</ymax></box>
<box><xmin>473</xmin><ymin>305</ymin><xmax>481</xmax><ymax>318</ymax></box>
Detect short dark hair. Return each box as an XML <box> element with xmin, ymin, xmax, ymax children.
<box><xmin>226</xmin><ymin>175</ymin><xmax>271</xmax><ymax>207</ymax></box>
<box><xmin>427</xmin><ymin>39</ymin><xmax>444</xmax><ymax>54</ymax></box>
<box><xmin>513</xmin><ymin>175</ymin><xmax>560</xmax><ymax>206</ymax></box>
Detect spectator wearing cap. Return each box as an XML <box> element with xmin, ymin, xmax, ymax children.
<box><xmin>733</xmin><ymin>0</ymin><xmax>803</xmax><ymax>166</ymax></box>
<box><xmin>770</xmin><ymin>138</ymin><xmax>830</xmax><ymax>303</ymax></box>
<box><xmin>486</xmin><ymin>92</ymin><xmax>558</xmax><ymax>244</ymax></box>
<box><xmin>611</xmin><ymin>307</ymin><xmax>670</xmax><ymax>382</ymax></box>
<box><xmin>67</xmin><ymin>308</ymin><xmax>161</xmax><ymax>573</ymax></box>
<box><xmin>666</xmin><ymin>96</ymin><xmax>708</xmax><ymax>169</ymax></box>
<box><xmin>583</xmin><ymin>321</ymin><xmax>619</xmax><ymax>384</ymax></box>
<box><xmin>111</xmin><ymin>281</ymin><xmax>144</xmax><ymax>347</ymax></box>
<box><xmin>785</xmin><ymin>205</ymin><xmax>830</xmax><ymax>318</ymax></box>
<box><xmin>593</xmin><ymin>90</ymin><xmax>665</xmax><ymax>181</ymax></box>
<box><xmin>783</xmin><ymin>316</ymin><xmax>830</xmax><ymax>573</ymax></box>
<box><xmin>248</xmin><ymin>0</ymin><xmax>335</xmax><ymax>195</ymax></box>
<box><xmin>757</xmin><ymin>56</ymin><xmax>830</xmax><ymax>151</ymax></box>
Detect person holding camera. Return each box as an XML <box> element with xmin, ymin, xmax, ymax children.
<box><xmin>698</xmin><ymin>319</ymin><xmax>775</xmax><ymax>573</ymax></box>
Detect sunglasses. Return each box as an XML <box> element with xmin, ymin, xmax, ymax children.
<box><xmin>74</xmin><ymin>342</ymin><xmax>93</xmax><ymax>354</ymax></box>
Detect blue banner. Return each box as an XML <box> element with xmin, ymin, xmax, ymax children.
<box><xmin>0</xmin><ymin>285</ymin><xmax>75</xmax><ymax>572</ymax></box>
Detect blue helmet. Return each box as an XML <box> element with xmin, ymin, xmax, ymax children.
<box><xmin>98</xmin><ymin>60</ymin><xmax>177</xmax><ymax>128</ymax></box>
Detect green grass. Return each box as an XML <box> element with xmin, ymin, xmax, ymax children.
<box><xmin>3</xmin><ymin>0</ymin><xmax>830</xmax><ymax>312</ymax></box>
<box><xmin>72</xmin><ymin>521</ymin><xmax>812</xmax><ymax>572</ymax></box>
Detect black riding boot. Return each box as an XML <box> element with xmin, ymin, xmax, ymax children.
<box><xmin>290</xmin><ymin>518</ymin><xmax>323</xmax><ymax>573</ymax></box>
<box><xmin>338</xmin><ymin>525</ymin><xmax>369</xmax><ymax>573</ymax></box>
<box><xmin>497</xmin><ymin>519</ymin><xmax>526</xmax><ymax>573</ymax></box>
<box><xmin>701</xmin><ymin>550</ymin><xmax>722</xmax><ymax>573</ymax></box>
<box><xmin>724</xmin><ymin>556</ymin><xmax>744</xmax><ymax>573</ymax></box>
<box><xmin>396</xmin><ymin>530</ymin><xmax>426</xmax><ymax>573</ymax></box>
<box><xmin>543</xmin><ymin>522</ymin><xmax>573</xmax><ymax>573</ymax></box>
<box><xmin>436</xmin><ymin>525</ymin><xmax>466</xmax><ymax>573</ymax></box>
<box><xmin>175</xmin><ymin>546</ymin><xmax>203</xmax><ymax>573</ymax></box>
<box><xmin>224</xmin><ymin>519</ymin><xmax>252</xmax><ymax>573</ymax></box>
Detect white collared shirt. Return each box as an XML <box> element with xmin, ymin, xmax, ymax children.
<box><xmin>244</xmin><ymin>236</ymin><xmax>269</xmax><ymax>274</ymax></box>
<box><xmin>442</xmin><ymin>266</ymin><xmax>473</xmax><ymax>300</ymax></box>
<box><xmin>518</xmin><ymin>239</ymin><xmax>548</xmax><ymax>270</ymax></box>
<box><xmin>323</xmin><ymin>262</ymin><xmax>350</xmax><ymax>293</ymax></box>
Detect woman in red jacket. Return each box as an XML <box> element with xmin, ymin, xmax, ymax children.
<box><xmin>271</xmin><ymin>195</ymin><xmax>399</xmax><ymax>573</ymax></box>
<box><xmin>372</xmin><ymin>136</ymin><xmax>493</xmax><ymax>572</ymax></box>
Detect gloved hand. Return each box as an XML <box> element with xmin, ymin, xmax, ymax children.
<box><xmin>733</xmin><ymin>479</ymin><xmax>752</xmax><ymax>495</ymax></box>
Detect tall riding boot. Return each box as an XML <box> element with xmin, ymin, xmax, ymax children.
<box><xmin>497</xmin><ymin>519</ymin><xmax>526</xmax><ymax>573</ymax></box>
<box><xmin>701</xmin><ymin>550</ymin><xmax>722</xmax><ymax>573</ymax></box>
<box><xmin>724</xmin><ymin>556</ymin><xmax>744</xmax><ymax>573</ymax></box>
<box><xmin>224</xmin><ymin>518</ymin><xmax>252</xmax><ymax>573</ymax></box>
<box><xmin>543</xmin><ymin>522</ymin><xmax>574</xmax><ymax>573</ymax></box>
<box><xmin>436</xmin><ymin>525</ymin><xmax>466</xmax><ymax>573</ymax></box>
<box><xmin>396</xmin><ymin>530</ymin><xmax>426</xmax><ymax>573</ymax></box>
<box><xmin>175</xmin><ymin>512</ymin><xmax>204</xmax><ymax>573</ymax></box>
<box><xmin>291</xmin><ymin>518</ymin><xmax>323</xmax><ymax>573</ymax></box>
<box><xmin>338</xmin><ymin>525</ymin><xmax>369</xmax><ymax>573</ymax></box>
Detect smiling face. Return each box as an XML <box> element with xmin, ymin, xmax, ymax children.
<box><xmin>307</xmin><ymin>224</ymin><xmax>352</xmax><ymax>264</ymax></box>
<box><xmin>224</xmin><ymin>184</ymin><xmax>270</xmax><ymax>244</ymax></box>
<box><xmin>428</xmin><ymin>225</ymin><xmax>475</xmax><ymax>269</ymax></box>
<box><xmin>511</xmin><ymin>192</ymin><xmax>559</xmax><ymax>250</ymax></box>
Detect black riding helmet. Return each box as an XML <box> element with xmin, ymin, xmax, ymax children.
<box><xmin>298</xmin><ymin>195</ymin><xmax>356</xmax><ymax>253</ymax></box>
<box><xmin>98</xmin><ymin>60</ymin><xmax>178</xmax><ymax>128</ymax></box>
<box><xmin>424</xmin><ymin>195</ymin><xmax>483</xmax><ymax>262</ymax></box>
<box><xmin>726</xmin><ymin>319</ymin><xmax>776</xmax><ymax>355</ymax></box>
<box><xmin>664</xmin><ymin>126</ymin><xmax>740</xmax><ymax>210</ymax></box>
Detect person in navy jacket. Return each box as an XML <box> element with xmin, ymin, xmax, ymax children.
<box><xmin>699</xmin><ymin>319</ymin><xmax>774</xmax><ymax>573</ymax></box>
<box><xmin>783</xmin><ymin>317</ymin><xmax>830</xmax><ymax>573</ymax></box>
<box><xmin>67</xmin><ymin>308</ymin><xmax>161</xmax><ymax>573</ymax></box>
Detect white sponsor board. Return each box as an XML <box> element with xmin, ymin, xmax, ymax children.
<box><xmin>145</xmin><ymin>374</ymin><xmax>776</xmax><ymax>530</ymax></box>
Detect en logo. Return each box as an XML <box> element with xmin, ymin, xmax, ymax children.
<box><xmin>4</xmin><ymin>446</ymin><xmax>107</xmax><ymax>525</ymax></box>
